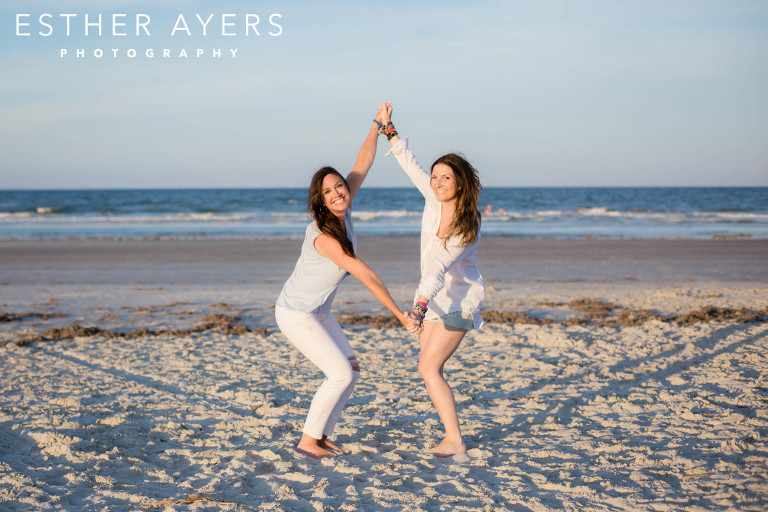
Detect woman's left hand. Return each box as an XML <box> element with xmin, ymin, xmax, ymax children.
<box><xmin>403</xmin><ymin>310</ymin><xmax>423</xmax><ymax>334</ymax></box>
<box><xmin>376</xmin><ymin>101</ymin><xmax>393</xmax><ymax>125</ymax></box>
<box><xmin>375</xmin><ymin>102</ymin><xmax>388</xmax><ymax>125</ymax></box>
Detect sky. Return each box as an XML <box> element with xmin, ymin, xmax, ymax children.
<box><xmin>1</xmin><ymin>0</ymin><xmax>767</xmax><ymax>189</ymax></box>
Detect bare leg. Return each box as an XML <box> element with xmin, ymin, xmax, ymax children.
<box><xmin>418</xmin><ymin>322</ymin><xmax>468</xmax><ymax>456</ymax></box>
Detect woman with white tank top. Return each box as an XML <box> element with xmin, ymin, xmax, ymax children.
<box><xmin>276</xmin><ymin>105</ymin><xmax>420</xmax><ymax>459</ymax></box>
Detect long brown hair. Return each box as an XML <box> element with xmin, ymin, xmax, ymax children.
<box><xmin>308</xmin><ymin>167</ymin><xmax>355</xmax><ymax>257</ymax></box>
<box><xmin>432</xmin><ymin>153</ymin><xmax>482</xmax><ymax>246</ymax></box>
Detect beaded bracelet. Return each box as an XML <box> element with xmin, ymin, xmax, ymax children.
<box><xmin>379</xmin><ymin>122</ymin><xmax>396</xmax><ymax>135</ymax></box>
<box><xmin>378</xmin><ymin>122</ymin><xmax>399</xmax><ymax>141</ymax></box>
<box><xmin>413</xmin><ymin>301</ymin><xmax>428</xmax><ymax>316</ymax></box>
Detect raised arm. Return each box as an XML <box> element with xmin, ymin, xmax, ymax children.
<box><xmin>380</xmin><ymin>102</ymin><xmax>400</xmax><ymax>147</ymax></box>
<box><xmin>379</xmin><ymin>101</ymin><xmax>433</xmax><ymax>198</ymax></box>
<box><xmin>314</xmin><ymin>234</ymin><xmax>417</xmax><ymax>330</ymax></box>
<box><xmin>345</xmin><ymin>113</ymin><xmax>384</xmax><ymax>201</ymax></box>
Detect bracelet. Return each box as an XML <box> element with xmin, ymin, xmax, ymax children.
<box><xmin>413</xmin><ymin>301</ymin><xmax>428</xmax><ymax>316</ymax></box>
<box><xmin>380</xmin><ymin>122</ymin><xmax>398</xmax><ymax>141</ymax></box>
<box><xmin>372</xmin><ymin>119</ymin><xmax>383</xmax><ymax>129</ymax></box>
<box><xmin>379</xmin><ymin>122</ymin><xmax>395</xmax><ymax>135</ymax></box>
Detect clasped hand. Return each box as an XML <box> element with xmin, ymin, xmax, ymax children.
<box><xmin>376</xmin><ymin>101</ymin><xmax>392</xmax><ymax>125</ymax></box>
<box><xmin>402</xmin><ymin>310</ymin><xmax>424</xmax><ymax>334</ymax></box>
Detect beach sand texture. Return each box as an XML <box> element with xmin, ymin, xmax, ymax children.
<box><xmin>1</xmin><ymin>238</ymin><xmax>767</xmax><ymax>511</ymax></box>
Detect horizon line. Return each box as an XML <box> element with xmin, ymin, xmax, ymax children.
<box><xmin>2</xmin><ymin>185</ymin><xmax>767</xmax><ymax>192</ymax></box>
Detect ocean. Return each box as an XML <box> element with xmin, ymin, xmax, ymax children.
<box><xmin>0</xmin><ymin>187</ymin><xmax>766</xmax><ymax>240</ymax></box>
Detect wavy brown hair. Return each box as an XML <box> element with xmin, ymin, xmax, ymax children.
<box><xmin>431</xmin><ymin>153</ymin><xmax>482</xmax><ymax>246</ymax></box>
<box><xmin>308</xmin><ymin>167</ymin><xmax>355</xmax><ymax>257</ymax></box>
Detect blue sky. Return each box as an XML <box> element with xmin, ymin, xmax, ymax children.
<box><xmin>1</xmin><ymin>0</ymin><xmax>767</xmax><ymax>188</ymax></box>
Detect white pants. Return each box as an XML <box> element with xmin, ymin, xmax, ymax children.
<box><xmin>275</xmin><ymin>306</ymin><xmax>360</xmax><ymax>439</ymax></box>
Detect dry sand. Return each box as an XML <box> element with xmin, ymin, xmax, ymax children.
<box><xmin>1</xmin><ymin>238</ymin><xmax>767</xmax><ymax>511</ymax></box>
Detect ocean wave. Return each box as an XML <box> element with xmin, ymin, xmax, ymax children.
<box><xmin>694</xmin><ymin>212</ymin><xmax>768</xmax><ymax>222</ymax></box>
<box><xmin>0</xmin><ymin>212</ymin><xmax>258</xmax><ymax>223</ymax></box>
<box><xmin>352</xmin><ymin>210</ymin><xmax>416</xmax><ymax>221</ymax></box>
<box><xmin>575</xmin><ymin>207</ymin><xmax>622</xmax><ymax>217</ymax></box>
<box><xmin>35</xmin><ymin>206</ymin><xmax>64</xmax><ymax>214</ymax></box>
<box><xmin>0</xmin><ymin>208</ymin><xmax>70</xmax><ymax>218</ymax></box>
<box><xmin>270</xmin><ymin>212</ymin><xmax>310</xmax><ymax>221</ymax></box>
<box><xmin>269</xmin><ymin>210</ymin><xmax>420</xmax><ymax>222</ymax></box>
<box><xmin>1</xmin><ymin>208</ymin><xmax>766</xmax><ymax>227</ymax></box>
<box><xmin>0</xmin><ymin>212</ymin><xmax>35</xmax><ymax>220</ymax></box>
<box><xmin>482</xmin><ymin>208</ymin><xmax>768</xmax><ymax>223</ymax></box>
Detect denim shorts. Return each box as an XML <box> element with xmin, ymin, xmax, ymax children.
<box><xmin>424</xmin><ymin>311</ymin><xmax>474</xmax><ymax>330</ymax></box>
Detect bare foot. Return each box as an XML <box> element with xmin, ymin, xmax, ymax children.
<box><xmin>320</xmin><ymin>436</ymin><xmax>346</xmax><ymax>453</ymax></box>
<box><xmin>296</xmin><ymin>434</ymin><xmax>334</xmax><ymax>459</ymax></box>
<box><xmin>433</xmin><ymin>438</ymin><xmax>467</xmax><ymax>458</ymax></box>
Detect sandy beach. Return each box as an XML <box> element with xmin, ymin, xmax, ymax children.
<box><xmin>1</xmin><ymin>237</ymin><xmax>767</xmax><ymax>511</ymax></box>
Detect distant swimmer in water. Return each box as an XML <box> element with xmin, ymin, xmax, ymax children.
<box><xmin>484</xmin><ymin>204</ymin><xmax>506</xmax><ymax>215</ymax></box>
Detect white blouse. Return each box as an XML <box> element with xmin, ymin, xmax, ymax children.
<box><xmin>387</xmin><ymin>139</ymin><xmax>485</xmax><ymax>329</ymax></box>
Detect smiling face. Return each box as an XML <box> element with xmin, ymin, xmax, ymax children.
<box><xmin>322</xmin><ymin>173</ymin><xmax>350</xmax><ymax>217</ymax></box>
<box><xmin>430</xmin><ymin>163</ymin><xmax>458</xmax><ymax>204</ymax></box>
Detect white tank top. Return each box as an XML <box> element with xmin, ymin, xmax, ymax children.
<box><xmin>276</xmin><ymin>209</ymin><xmax>356</xmax><ymax>314</ymax></box>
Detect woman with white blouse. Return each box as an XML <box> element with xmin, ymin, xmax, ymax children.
<box><xmin>378</xmin><ymin>101</ymin><xmax>485</xmax><ymax>457</ymax></box>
